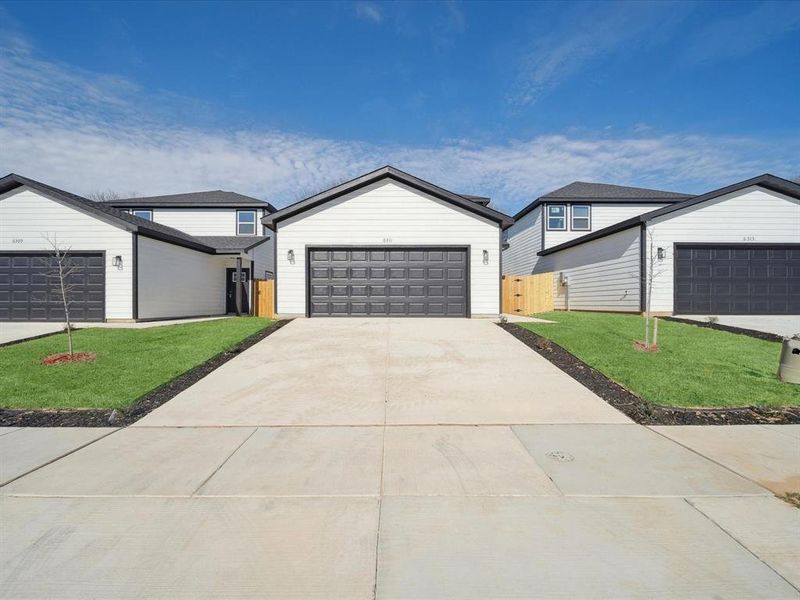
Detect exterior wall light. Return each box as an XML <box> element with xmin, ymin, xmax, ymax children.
<box><xmin>287</xmin><ymin>249</ymin><xmax>295</xmax><ymax>263</ymax></box>
<box><xmin>112</xmin><ymin>255</ymin><xmax>123</xmax><ymax>269</ymax></box>
<box><xmin>657</xmin><ymin>247</ymin><xmax>666</xmax><ymax>260</ymax></box>
<box><xmin>482</xmin><ymin>250</ymin><xmax>489</xmax><ymax>265</ymax></box>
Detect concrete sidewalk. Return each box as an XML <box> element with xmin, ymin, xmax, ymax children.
<box><xmin>1</xmin><ymin>319</ymin><xmax>798</xmax><ymax>598</ymax></box>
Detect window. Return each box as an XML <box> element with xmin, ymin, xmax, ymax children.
<box><xmin>546</xmin><ymin>205</ymin><xmax>566</xmax><ymax>230</ymax></box>
<box><xmin>571</xmin><ymin>205</ymin><xmax>591</xmax><ymax>231</ymax></box>
<box><xmin>130</xmin><ymin>209</ymin><xmax>152</xmax><ymax>221</ymax></box>
<box><xmin>237</xmin><ymin>210</ymin><xmax>257</xmax><ymax>235</ymax></box>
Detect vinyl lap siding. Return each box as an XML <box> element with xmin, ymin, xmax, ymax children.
<box><xmin>544</xmin><ymin>203</ymin><xmax>667</xmax><ymax>249</ymax></box>
<box><xmin>538</xmin><ymin>226</ymin><xmax>641</xmax><ymax>312</ymax></box>
<box><xmin>137</xmin><ymin>236</ymin><xmax>226</xmax><ymax>319</ymax></box>
<box><xmin>248</xmin><ymin>237</ymin><xmax>275</xmax><ymax>279</ymax></box>
<box><xmin>150</xmin><ymin>208</ymin><xmax>265</xmax><ymax>237</ymax></box>
<box><xmin>276</xmin><ymin>180</ymin><xmax>501</xmax><ymax>316</ymax></box>
<box><xmin>646</xmin><ymin>187</ymin><xmax>800</xmax><ymax>313</ymax></box>
<box><xmin>0</xmin><ymin>187</ymin><xmax>133</xmax><ymax>320</ymax></box>
<box><xmin>502</xmin><ymin>207</ymin><xmax>542</xmax><ymax>275</ymax></box>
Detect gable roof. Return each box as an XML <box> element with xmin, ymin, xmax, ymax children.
<box><xmin>512</xmin><ymin>181</ymin><xmax>692</xmax><ymax>223</ymax></box>
<box><xmin>0</xmin><ymin>174</ymin><xmax>247</xmax><ymax>255</ymax></box>
<box><xmin>538</xmin><ymin>173</ymin><xmax>800</xmax><ymax>256</ymax></box>
<box><xmin>261</xmin><ymin>166</ymin><xmax>514</xmax><ymax>229</ymax></box>
<box><xmin>193</xmin><ymin>235</ymin><xmax>270</xmax><ymax>252</ymax></box>
<box><xmin>460</xmin><ymin>194</ymin><xmax>492</xmax><ymax>206</ymax></box>
<box><xmin>109</xmin><ymin>190</ymin><xmax>276</xmax><ymax>211</ymax></box>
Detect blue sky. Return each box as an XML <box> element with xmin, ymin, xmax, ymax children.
<box><xmin>1</xmin><ymin>1</ymin><xmax>798</xmax><ymax>212</ymax></box>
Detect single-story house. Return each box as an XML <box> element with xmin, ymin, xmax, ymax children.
<box><xmin>504</xmin><ymin>174</ymin><xmax>800</xmax><ymax>315</ymax></box>
<box><xmin>262</xmin><ymin>166</ymin><xmax>513</xmax><ymax>318</ymax></box>
<box><xmin>0</xmin><ymin>174</ymin><xmax>275</xmax><ymax>322</ymax></box>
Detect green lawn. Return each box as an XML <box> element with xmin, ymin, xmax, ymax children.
<box><xmin>519</xmin><ymin>312</ymin><xmax>798</xmax><ymax>409</ymax></box>
<box><xmin>0</xmin><ymin>317</ymin><xmax>273</xmax><ymax>410</ymax></box>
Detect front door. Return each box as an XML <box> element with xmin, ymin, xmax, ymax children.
<box><xmin>225</xmin><ymin>267</ymin><xmax>251</xmax><ymax>314</ymax></box>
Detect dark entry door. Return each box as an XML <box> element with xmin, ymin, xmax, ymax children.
<box><xmin>0</xmin><ymin>252</ymin><xmax>105</xmax><ymax>321</ymax></box>
<box><xmin>308</xmin><ymin>247</ymin><xmax>469</xmax><ymax>317</ymax></box>
<box><xmin>225</xmin><ymin>267</ymin><xmax>251</xmax><ymax>314</ymax></box>
<box><xmin>674</xmin><ymin>245</ymin><xmax>800</xmax><ymax>314</ymax></box>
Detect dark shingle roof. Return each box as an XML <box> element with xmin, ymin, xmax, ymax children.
<box><xmin>460</xmin><ymin>194</ymin><xmax>491</xmax><ymax>206</ymax></box>
<box><xmin>511</xmin><ymin>181</ymin><xmax>692</xmax><ymax>223</ymax></box>
<box><xmin>541</xmin><ymin>181</ymin><xmax>693</xmax><ymax>201</ymax></box>
<box><xmin>109</xmin><ymin>190</ymin><xmax>276</xmax><ymax>212</ymax></box>
<box><xmin>0</xmin><ymin>174</ymin><xmax>253</xmax><ymax>255</ymax></box>
<box><xmin>194</xmin><ymin>236</ymin><xmax>270</xmax><ymax>252</ymax></box>
<box><xmin>263</xmin><ymin>166</ymin><xmax>514</xmax><ymax>229</ymax></box>
<box><xmin>538</xmin><ymin>174</ymin><xmax>800</xmax><ymax>256</ymax></box>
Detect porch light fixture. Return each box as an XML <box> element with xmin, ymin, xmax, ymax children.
<box><xmin>482</xmin><ymin>250</ymin><xmax>489</xmax><ymax>265</ymax></box>
<box><xmin>287</xmin><ymin>249</ymin><xmax>295</xmax><ymax>263</ymax></box>
<box><xmin>112</xmin><ymin>255</ymin><xmax>123</xmax><ymax>269</ymax></box>
<box><xmin>657</xmin><ymin>247</ymin><xmax>666</xmax><ymax>260</ymax></box>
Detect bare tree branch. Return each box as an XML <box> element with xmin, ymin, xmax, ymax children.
<box><xmin>42</xmin><ymin>234</ymin><xmax>80</xmax><ymax>356</ymax></box>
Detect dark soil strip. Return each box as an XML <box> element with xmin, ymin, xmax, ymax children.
<box><xmin>0</xmin><ymin>319</ymin><xmax>292</xmax><ymax>428</ymax></box>
<box><xmin>662</xmin><ymin>317</ymin><xmax>786</xmax><ymax>343</ymax></box>
<box><xmin>498</xmin><ymin>322</ymin><xmax>799</xmax><ymax>425</ymax></box>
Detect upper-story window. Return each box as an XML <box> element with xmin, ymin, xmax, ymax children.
<box><xmin>237</xmin><ymin>210</ymin><xmax>257</xmax><ymax>235</ymax></box>
<box><xmin>130</xmin><ymin>209</ymin><xmax>152</xmax><ymax>221</ymax></box>
<box><xmin>546</xmin><ymin>204</ymin><xmax>566</xmax><ymax>230</ymax></box>
<box><xmin>570</xmin><ymin>205</ymin><xmax>591</xmax><ymax>231</ymax></box>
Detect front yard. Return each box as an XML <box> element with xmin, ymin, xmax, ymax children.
<box><xmin>518</xmin><ymin>312</ymin><xmax>798</xmax><ymax>409</ymax></box>
<box><xmin>0</xmin><ymin>317</ymin><xmax>273</xmax><ymax>410</ymax></box>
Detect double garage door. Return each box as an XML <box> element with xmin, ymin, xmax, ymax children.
<box><xmin>674</xmin><ymin>245</ymin><xmax>800</xmax><ymax>315</ymax></box>
<box><xmin>0</xmin><ymin>252</ymin><xmax>105</xmax><ymax>322</ymax></box>
<box><xmin>308</xmin><ymin>247</ymin><xmax>468</xmax><ymax>317</ymax></box>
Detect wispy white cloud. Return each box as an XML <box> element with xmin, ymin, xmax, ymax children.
<box><xmin>354</xmin><ymin>2</ymin><xmax>383</xmax><ymax>24</ymax></box>
<box><xmin>1</xmin><ymin>38</ymin><xmax>797</xmax><ymax>212</ymax></box>
<box><xmin>683</xmin><ymin>1</ymin><xmax>800</xmax><ymax>63</ymax></box>
<box><xmin>510</xmin><ymin>2</ymin><xmax>688</xmax><ymax>106</ymax></box>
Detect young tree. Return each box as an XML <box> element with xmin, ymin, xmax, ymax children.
<box><xmin>43</xmin><ymin>235</ymin><xmax>79</xmax><ymax>356</ymax></box>
<box><xmin>642</xmin><ymin>229</ymin><xmax>666</xmax><ymax>350</ymax></box>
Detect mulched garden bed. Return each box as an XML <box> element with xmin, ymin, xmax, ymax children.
<box><xmin>662</xmin><ymin>317</ymin><xmax>786</xmax><ymax>343</ymax></box>
<box><xmin>0</xmin><ymin>319</ymin><xmax>291</xmax><ymax>428</ymax></box>
<box><xmin>499</xmin><ymin>322</ymin><xmax>799</xmax><ymax>426</ymax></box>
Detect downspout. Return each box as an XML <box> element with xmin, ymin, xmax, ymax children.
<box><xmin>235</xmin><ymin>256</ymin><xmax>242</xmax><ymax>316</ymax></box>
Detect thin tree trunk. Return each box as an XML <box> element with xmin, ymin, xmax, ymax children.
<box><xmin>56</xmin><ymin>247</ymin><xmax>74</xmax><ymax>356</ymax></box>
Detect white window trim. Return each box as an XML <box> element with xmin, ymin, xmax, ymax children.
<box><xmin>130</xmin><ymin>209</ymin><xmax>153</xmax><ymax>221</ymax></box>
<box><xmin>570</xmin><ymin>204</ymin><xmax>591</xmax><ymax>231</ymax></box>
<box><xmin>236</xmin><ymin>210</ymin><xmax>257</xmax><ymax>236</ymax></box>
<box><xmin>546</xmin><ymin>204</ymin><xmax>567</xmax><ymax>231</ymax></box>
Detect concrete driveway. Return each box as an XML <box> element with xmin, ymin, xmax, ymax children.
<box><xmin>0</xmin><ymin>322</ymin><xmax>64</xmax><ymax>345</ymax></box>
<box><xmin>2</xmin><ymin>318</ymin><xmax>798</xmax><ymax>598</ymax></box>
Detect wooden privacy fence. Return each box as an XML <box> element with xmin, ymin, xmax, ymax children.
<box><xmin>253</xmin><ymin>279</ymin><xmax>276</xmax><ymax>318</ymax></box>
<box><xmin>502</xmin><ymin>273</ymin><xmax>554</xmax><ymax>315</ymax></box>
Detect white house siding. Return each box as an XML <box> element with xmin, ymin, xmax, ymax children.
<box><xmin>150</xmin><ymin>208</ymin><xmax>268</xmax><ymax>237</ymax></box>
<box><xmin>136</xmin><ymin>236</ymin><xmax>227</xmax><ymax>319</ymax></box>
<box><xmin>276</xmin><ymin>180</ymin><xmax>501</xmax><ymax>316</ymax></box>
<box><xmin>645</xmin><ymin>186</ymin><xmax>800</xmax><ymax>313</ymax></box>
<box><xmin>544</xmin><ymin>203</ymin><xmax>667</xmax><ymax>249</ymax></box>
<box><xmin>538</xmin><ymin>226</ymin><xmax>641</xmax><ymax>312</ymax></box>
<box><xmin>502</xmin><ymin>207</ymin><xmax>542</xmax><ymax>275</ymax></box>
<box><xmin>0</xmin><ymin>187</ymin><xmax>134</xmax><ymax>320</ymax></box>
<box><xmin>247</xmin><ymin>237</ymin><xmax>275</xmax><ymax>280</ymax></box>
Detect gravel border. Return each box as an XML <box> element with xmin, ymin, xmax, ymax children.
<box><xmin>498</xmin><ymin>322</ymin><xmax>799</xmax><ymax>425</ymax></box>
<box><xmin>662</xmin><ymin>317</ymin><xmax>786</xmax><ymax>343</ymax></box>
<box><xmin>0</xmin><ymin>319</ymin><xmax>291</xmax><ymax>428</ymax></box>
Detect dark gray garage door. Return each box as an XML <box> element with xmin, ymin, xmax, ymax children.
<box><xmin>674</xmin><ymin>245</ymin><xmax>800</xmax><ymax>315</ymax></box>
<box><xmin>308</xmin><ymin>247</ymin><xmax>469</xmax><ymax>317</ymax></box>
<box><xmin>0</xmin><ymin>252</ymin><xmax>105</xmax><ymax>321</ymax></box>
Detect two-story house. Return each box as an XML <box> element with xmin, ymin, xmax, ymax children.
<box><xmin>503</xmin><ymin>175</ymin><xmax>800</xmax><ymax>316</ymax></box>
<box><xmin>0</xmin><ymin>174</ymin><xmax>276</xmax><ymax>322</ymax></box>
<box><xmin>502</xmin><ymin>181</ymin><xmax>692</xmax><ymax>276</ymax></box>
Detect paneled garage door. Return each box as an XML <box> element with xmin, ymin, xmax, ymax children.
<box><xmin>674</xmin><ymin>245</ymin><xmax>800</xmax><ymax>315</ymax></box>
<box><xmin>308</xmin><ymin>247</ymin><xmax>469</xmax><ymax>317</ymax></box>
<box><xmin>0</xmin><ymin>252</ymin><xmax>105</xmax><ymax>321</ymax></box>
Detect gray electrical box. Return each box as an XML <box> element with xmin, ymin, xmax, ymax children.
<box><xmin>778</xmin><ymin>335</ymin><xmax>800</xmax><ymax>384</ymax></box>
